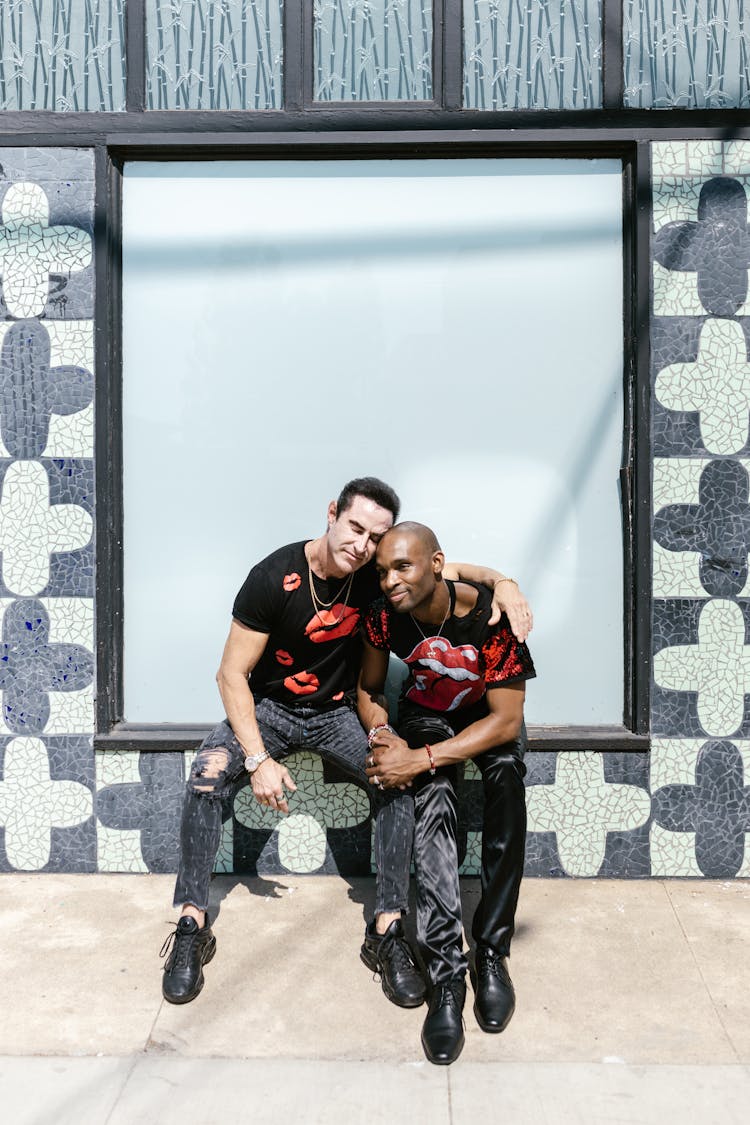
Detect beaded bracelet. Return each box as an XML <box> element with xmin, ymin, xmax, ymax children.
<box><xmin>367</xmin><ymin>723</ymin><xmax>394</xmax><ymax>748</ymax></box>
<box><xmin>425</xmin><ymin>744</ymin><xmax>436</xmax><ymax>775</ymax></box>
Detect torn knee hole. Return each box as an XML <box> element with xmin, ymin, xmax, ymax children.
<box><xmin>190</xmin><ymin>747</ymin><xmax>233</xmax><ymax>794</ymax></box>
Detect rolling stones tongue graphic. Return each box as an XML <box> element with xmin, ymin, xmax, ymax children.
<box><xmin>404</xmin><ymin>637</ymin><xmax>485</xmax><ymax>712</ymax></box>
<box><xmin>305</xmin><ymin>605</ymin><xmax>360</xmax><ymax>643</ymax></box>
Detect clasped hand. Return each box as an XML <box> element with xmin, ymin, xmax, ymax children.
<box><xmin>365</xmin><ymin>729</ymin><xmax>417</xmax><ymax>790</ymax></box>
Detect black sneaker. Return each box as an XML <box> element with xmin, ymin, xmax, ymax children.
<box><xmin>421</xmin><ymin>976</ymin><xmax>466</xmax><ymax>1065</ymax></box>
<box><xmin>360</xmin><ymin>919</ymin><xmax>426</xmax><ymax>1008</ymax></box>
<box><xmin>470</xmin><ymin>944</ymin><xmax>515</xmax><ymax>1032</ymax></box>
<box><xmin>160</xmin><ymin>915</ymin><xmax>216</xmax><ymax>1005</ymax></box>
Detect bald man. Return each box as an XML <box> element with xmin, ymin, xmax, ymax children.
<box><xmin>357</xmin><ymin>523</ymin><xmax>536</xmax><ymax>1066</ymax></box>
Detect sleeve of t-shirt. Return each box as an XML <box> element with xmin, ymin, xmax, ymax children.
<box><xmin>481</xmin><ymin>616</ymin><xmax>536</xmax><ymax>689</ymax></box>
<box><xmin>363</xmin><ymin>598</ymin><xmax>391</xmax><ymax>651</ymax></box>
<box><xmin>231</xmin><ymin>561</ymin><xmax>280</xmax><ymax>634</ymax></box>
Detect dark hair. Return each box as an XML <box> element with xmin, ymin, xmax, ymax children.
<box><xmin>336</xmin><ymin>477</ymin><xmax>400</xmax><ymax>522</ymax></box>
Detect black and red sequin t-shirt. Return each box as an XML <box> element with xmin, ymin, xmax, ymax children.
<box><xmin>363</xmin><ymin>580</ymin><xmax>535</xmax><ymax>714</ymax></box>
<box><xmin>233</xmin><ymin>541</ymin><xmax>379</xmax><ymax>706</ymax></box>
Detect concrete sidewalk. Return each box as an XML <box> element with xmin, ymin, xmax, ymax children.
<box><xmin>1</xmin><ymin>874</ymin><xmax>749</xmax><ymax>1123</ymax></box>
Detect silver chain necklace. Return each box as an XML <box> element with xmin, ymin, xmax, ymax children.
<box><xmin>409</xmin><ymin>597</ymin><xmax>451</xmax><ymax>642</ymax></box>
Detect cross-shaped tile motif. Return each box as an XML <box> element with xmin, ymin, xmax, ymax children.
<box><xmin>654</xmin><ymin>598</ymin><xmax>750</xmax><ymax>737</ymax></box>
<box><xmin>0</xmin><ymin>184</ymin><xmax>91</xmax><ymax>319</ymax></box>
<box><xmin>654</xmin><ymin>459</ymin><xmax>750</xmax><ymax>596</ymax></box>
<box><xmin>655</xmin><ymin>318</ymin><xmax>750</xmax><ymax>455</ymax></box>
<box><xmin>651</xmin><ymin>740</ymin><xmax>750</xmax><ymax>876</ymax></box>
<box><xmin>0</xmin><ymin>735</ymin><xmax>91</xmax><ymax>869</ymax></box>
<box><xmin>0</xmin><ymin>598</ymin><xmax>93</xmax><ymax>733</ymax></box>
<box><xmin>0</xmin><ymin>319</ymin><xmax>93</xmax><ymax>459</ymax></box>
<box><xmin>653</xmin><ymin>176</ymin><xmax>750</xmax><ymax>316</ymax></box>
<box><xmin>234</xmin><ymin>753</ymin><xmax>370</xmax><ymax>874</ymax></box>
<box><xmin>525</xmin><ymin>752</ymin><xmax>651</xmax><ymax>876</ymax></box>
<box><xmin>96</xmin><ymin>752</ymin><xmax>185</xmax><ymax>872</ymax></box>
<box><xmin>0</xmin><ymin>461</ymin><xmax>92</xmax><ymax>595</ymax></box>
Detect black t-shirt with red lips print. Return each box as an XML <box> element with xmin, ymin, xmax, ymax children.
<box><xmin>363</xmin><ymin>580</ymin><xmax>536</xmax><ymax>716</ymax></box>
<box><xmin>232</xmin><ymin>540</ymin><xmax>380</xmax><ymax>706</ymax></box>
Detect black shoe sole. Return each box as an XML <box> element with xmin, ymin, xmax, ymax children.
<box><xmin>360</xmin><ymin>944</ymin><xmax>426</xmax><ymax>1009</ymax></box>
<box><xmin>162</xmin><ymin>935</ymin><xmax>217</xmax><ymax>1005</ymax></box>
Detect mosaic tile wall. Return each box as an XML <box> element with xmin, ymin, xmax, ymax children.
<box><xmin>648</xmin><ymin>139</ymin><xmax>750</xmax><ymax>879</ymax></box>
<box><xmin>2</xmin><ymin>141</ymin><xmax>749</xmax><ymax>882</ymax></box>
<box><xmin>0</xmin><ymin>149</ymin><xmax>96</xmax><ymax>874</ymax></box>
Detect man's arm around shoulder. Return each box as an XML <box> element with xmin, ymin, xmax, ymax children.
<box><xmin>443</xmin><ymin>561</ymin><xmax>533</xmax><ymax>640</ymax></box>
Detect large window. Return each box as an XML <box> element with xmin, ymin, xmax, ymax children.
<box><xmin>120</xmin><ymin>157</ymin><xmax>625</xmax><ymax>730</ymax></box>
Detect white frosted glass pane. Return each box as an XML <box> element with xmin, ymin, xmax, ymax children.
<box><xmin>0</xmin><ymin>0</ymin><xmax>126</xmax><ymax>111</ymax></box>
<box><xmin>464</xmin><ymin>0</ymin><xmax>602</xmax><ymax>110</ymax></box>
<box><xmin>624</xmin><ymin>0</ymin><xmax>750</xmax><ymax>108</ymax></box>
<box><xmin>122</xmin><ymin>159</ymin><xmax>623</xmax><ymax>725</ymax></box>
<box><xmin>146</xmin><ymin>0</ymin><xmax>283</xmax><ymax>110</ymax></box>
<box><xmin>314</xmin><ymin>0</ymin><xmax>432</xmax><ymax>101</ymax></box>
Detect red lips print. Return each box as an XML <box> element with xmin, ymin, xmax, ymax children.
<box><xmin>304</xmin><ymin>605</ymin><xmax>360</xmax><ymax>644</ymax></box>
<box><xmin>283</xmin><ymin>573</ymin><xmax>301</xmax><ymax>592</ymax></box>
<box><xmin>275</xmin><ymin>649</ymin><xmax>294</xmax><ymax>666</ymax></box>
<box><xmin>284</xmin><ymin>670</ymin><xmax>320</xmax><ymax>695</ymax></box>
<box><xmin>404</xmin><ymin>638</ymin><xmax>485</xmax><ymax>712</ymax></box>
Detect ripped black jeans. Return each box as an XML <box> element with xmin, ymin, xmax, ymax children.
<box><xmin>398</xmin><ymin>704</ymin><xmax>527</xmax><ymax>986</ymax></box>
<box><xmin>173</xmin><ymin>697</ymin><xmax>414</xmax><ymax>917</ymax></box>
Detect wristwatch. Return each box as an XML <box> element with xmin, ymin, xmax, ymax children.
<box><xmin>244</xmin><ymin>750</ymin><xmax>270</xmax><ymax>774</ymax></box>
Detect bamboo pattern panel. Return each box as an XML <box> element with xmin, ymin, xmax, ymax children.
<box><xmin>146</xmin><ymin>0</ymin><xmax>283</xmax><ymax>110</ymax></box>
<box><xmin>463</xmin><ymin>0</ymin><xmax>602</xmax><ymax>110</ymax></box>
<box><xmin>0</xmin><ymin>0</ymin><xmax>125</xmax><ymax>111</ymax></box>
<box><xmin>314</xmin><ymin>0</ymin><xmax>433</xmax><ymax>101</ymax></box>
<box><xmin>624</xmin><ymin>1</ymin><xmax>750</xmax><ymax>107</ymax></box>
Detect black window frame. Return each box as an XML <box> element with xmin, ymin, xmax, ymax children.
<box><xmin>93</xmin><ymin>133</ymin><xmax>650</xmax><ymax>753</ymax></box>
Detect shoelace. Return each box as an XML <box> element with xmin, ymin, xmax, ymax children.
<box><xmin>380</xmin><ymin>932</ymin><xmax>417</xmax><ymax>973</ymax></box>
<box><xmin>434</xmin><ymin>981</ymin><xmax>464</xmax><ymax>1014</ymax></box>
<box><xmin>477</xmin><ymin>950</ymin><xmax>508</xmax><ymax>983</ymax></box>
<box><xmin>159</xmin><ymin>924</ymin><xmax>195</xmax><ymax>969</ymax></box>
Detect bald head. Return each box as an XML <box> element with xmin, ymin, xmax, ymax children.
<box><xmin>381</xmin><ymin>521</ymin><xmax>442</xmax><ymax>555</ymax></box>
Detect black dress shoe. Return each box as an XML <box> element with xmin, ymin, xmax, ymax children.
<box><xmin>471</xmin><ymin>945</ymin><xmax>515</xmax><ymax>1033</ymax></box>
<box><xmin>421</xmin><ymin>977</ymin><xmax>466</xmax><ymax>1065</ymax></box>
<box><xmin>361</xmin><ymin>919</ymin><xmax>426</xmax><ymax>1008</ymax></box>
<box><xmin>161</xmin><ymin>915</ymin><xmax>216</xmax><ymax>1004</ymax></box>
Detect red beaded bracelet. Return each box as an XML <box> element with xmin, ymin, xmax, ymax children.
<box><xmin>425</xmin><ymin>744</ymin><xmax>436</xmax><ymax>775</ymax></box>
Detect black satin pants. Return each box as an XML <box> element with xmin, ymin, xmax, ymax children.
<box><xmin>399</xmin><ymin>707</ymin><xmax>527</xmax><ymax>986</ymax></box>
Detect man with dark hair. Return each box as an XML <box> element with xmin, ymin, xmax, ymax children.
<box><xmin>161</xmin><ymin>482</ymin><xmax>533</xmax><ymax>1012</ymax></box>
<box><xmin>358</xmin><ymin>522</ymin><xmax>535</xmax><ymax>1065</ymax></box>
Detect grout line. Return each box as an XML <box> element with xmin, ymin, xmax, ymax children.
<box><xmin>102</xmin><ymin>1054</ymin><xmax>140</xmax><ymax>1125</ymax></box>
<box><xmin>446</xmin><ymin>1064</ymin><xmax>454</xmax><ymax>1124</ymax></box>
<box><xmin>143</xmin><ymin>992</ymin><xmax>166</xmax><ymax>1053</ymax></box>
<box><xmin>661</xmin><ymin>879</ymin><xmax>741</xmax><ymax>1064</ymax></box>
<box><xmin>104</xmin><ymin>985</ymin><xmax>165</xmax><ymax>1124</ymax></box>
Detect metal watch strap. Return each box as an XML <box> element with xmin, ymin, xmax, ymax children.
<box><xmin>244</xmin><ymin>750</ymin><xmax>270</xmax><ymax>773</ymax></box>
